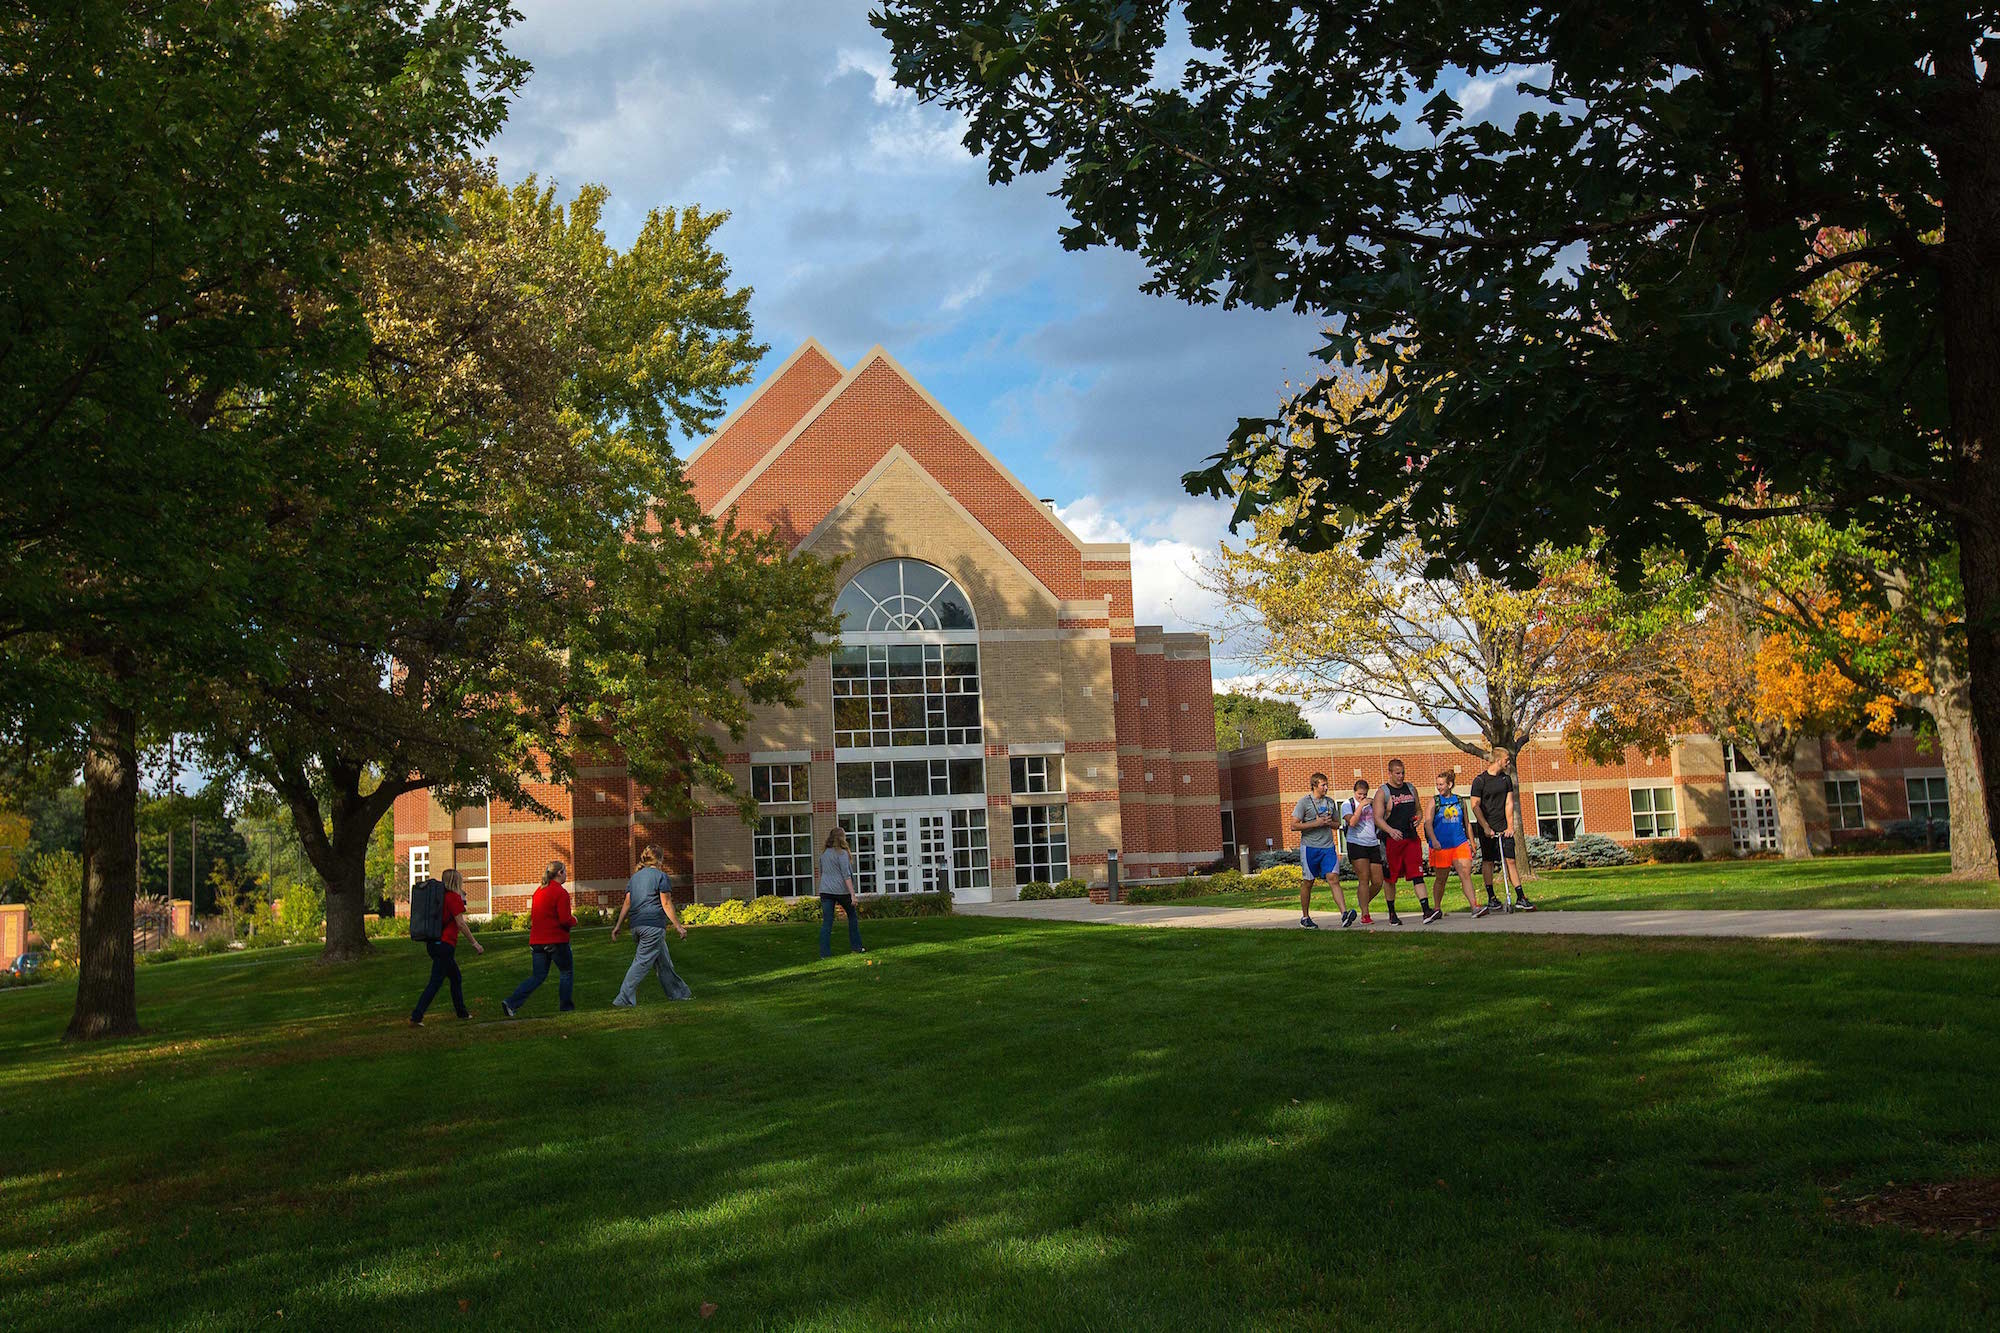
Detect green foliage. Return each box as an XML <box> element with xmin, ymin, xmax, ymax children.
<box><xmin>22</xmin><ymin>851</ymin><xmax>82</xmax><ymax>963</ymax></box>
<box><xmin>1018</xmin><ymin>879</ymin><xmax>1088</xmax><ymax>900</ymax></box>
<box><xmin>1528</xmin><ymin>834</ymin><xmax>1636</xmax><ymax>871</ymax></box>
<box><xmin>680</xmin><ymin>892</ymin><xmax>956</xmax><ymax>926</ymax></box>
<box><xmin>1641</xmin><ymin>840</ymin><xmax>1705</xmax><ymax>865</ymax></box>
<box><xmin>1054</xmin><ymin>877</ymin><xmax>1089</xmax><ymax>897</ymax></box>
<box><xmin>484</xmin><ymin>912</ymin><xmax>523</xmax><ymax>932</ymax></box>
<box><xmin>275</xmin><ymin>882</ymin><xmax>326</xmax><ymax>942</ymax></box>
<box><xmin>1214</xmin><ymin>691</ymin><xmax>1315</xmax><ymax>747</ymax></box>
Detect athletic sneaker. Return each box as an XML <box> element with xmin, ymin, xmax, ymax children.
<box><xmin>1420</xmin><ymin>907</ymin><xmax>1442</xmax><ymax>924</ymax></box>
<box><xmin>1359</xmin><ymin>913</ymin><xmax>1374</xmax><ymax>926</ymax></box>
<box><xmin>501</xmin><ymin>1000</ymin><xmax>518</xmax><ymax>1019</ymax></box>
<box><xmin>1340</xmin><ymin>909</ymin><xmax>1359</xmax><ymax>929</ymax></box>
<box><xmin>1516</xmin><ymin>896</ymin><xmax>1537</xmax><ymax>911</ymax></box>
<box><xmin>1301</xmin><ymin>916</ymin><xmax>1319</xmax><ymax>929</ymax></box>
<box><xmin>1473</xmin><ymin>903</ymin><xmax>1492</xmax><ymax>919</ymax></box>
<box><xmin>1388</xmin><ymin>909</ymin><xmax>1403</xmax><ymax>926</ymax></box>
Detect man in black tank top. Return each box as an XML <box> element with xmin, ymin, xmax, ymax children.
<box><xmin>1373</xmin><ymin>759</ymin><xmax>1427</xmax><ymax>921</ymax></box>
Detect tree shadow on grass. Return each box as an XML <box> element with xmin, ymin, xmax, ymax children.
<box><xmin>4</xmin><ymin>923</ymin><xmax>1999</xmax><ymax>1329</ymax></box>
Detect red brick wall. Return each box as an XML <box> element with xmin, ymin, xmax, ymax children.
<box><xmin>687</xmin><ymin>345</ymin><xmax>843</xmax><ymax>510</ymax></box>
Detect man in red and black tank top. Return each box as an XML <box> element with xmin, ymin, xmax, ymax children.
<box><xmin>1374</xmin><ymin>759</ymin><xmax>1426</xmax><ymax>919</ymax></box>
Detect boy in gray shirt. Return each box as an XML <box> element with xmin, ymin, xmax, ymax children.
<box><xmin>1291</xmin><ymin>772</ymin><xmax>1354</xmax><ymax>928</ymax></box>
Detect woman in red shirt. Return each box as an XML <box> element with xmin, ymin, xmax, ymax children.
<box><xmin>503</xmin><ymin>861</ymin><xmax>576</xmax><ymax>1017</ymax></box>
<box><xmin>411</xmin><ymin>868</ymin><xmax>483</xmax><ymax>1025</ymax></box>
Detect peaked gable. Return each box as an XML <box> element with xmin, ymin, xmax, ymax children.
<box><xmin>685</xmin><ymin>340</ymin><xmax>844</xmax><ymax>511</ymax></box>
<box><xmin>715</xmin><ymin>349</ymin><xmax>1099</xmax><ymax>603</ymax></box>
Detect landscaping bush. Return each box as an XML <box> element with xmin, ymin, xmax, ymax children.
<box><xmin>1253</xmin><ymin>848</ymin><xmax>1302</xmax><ymax>870</ymax></box>
<box><xmin>275</xmin><ymin>881</ymin><xmax>325</xmax><ymax>942</ymax></box>
<box><xmin>1566</xmin><ymin>833</ymin><xmax>1636</xmax><ymax>868</ymax></box>
<box><xmin>1205</xmin><ymin>869</ymin><xmax>1250</xmax><ymax>894</ymax></box>
<box><xmin>1884</xmin><ymin>819</ymin><xmax>1950</xmax><ymax>849</ymax></box>
<box><xmin>365</xmin><ymin>913</ymin><xmax>410</xmax><ymax>939</ymax></box>
<box><xmin>1055</xmin><ymin>877</ymin><xmax>1089</xmax><ymax>898</ymax></box>
<box><xmin>1018</xmin><ymin>879</ymin><xmax>1088</xmax><ymax>900</ymax></box>
<box><xmin>483</xmin><ymin>911</ymin><xmax>522</xmax><ymax>932</ymax></box>
<box><xmin>1525</xmin><ymin>836</ymin><xmax>1564</xmax><ymax>870</ymax></box>
<box><xmin>745</xmin><ymin>895</ymin><xmax>798</xmax><ymax>924</ymax></box>
<box><xmin>1124</xmin><ymin>880</ymin><xmax>1199</xmax><ymax>904</ymax></box>
<box><xmin>1647</xmin><ymin>839</ymin><xmax>1704</xmax><ymax>864</ymax></box>
<box><xmin>676</xmin><ymin>891</ymin><xmax>953</xmax><ymax>927</ymax></box>
<box><xmin>22</xmin><ymin>850</ymin><xmax>81</xmax><ymax>964</ymax></box>
<box><xmin>857</xmin><ymin>891</ymin><xmax>953</xmax><ymax>919</ymax></box>
<box><xmin>1255</xmin><ymin>864</ymin><xmax>1304</xmax><ymax>891</ymax></box>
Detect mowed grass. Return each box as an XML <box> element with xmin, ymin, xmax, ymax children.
<box><xmin>3</xmin><ymin>919</ymin><xmax>1999</xmax><ymax>1329</ymax></box>
<box><xmin>1179</xmin><ymin>851</ymin><xmax>2000</xmax><ymax>914</ymax></box>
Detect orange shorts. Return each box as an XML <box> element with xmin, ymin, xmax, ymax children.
<box><xmin>1429</xmin><ymin>844</ymin><xmax>1472</xmax><ymax>871</ymax></box>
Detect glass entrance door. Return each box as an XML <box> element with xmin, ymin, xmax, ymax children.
<box><xmin>915</xmin><ymin>812</ymin><xmax>949</xmax><ymax>895</ymax></box>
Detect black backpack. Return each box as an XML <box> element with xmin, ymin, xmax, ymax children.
<box><xmin>408</xmin><ymin>877</ymin><xmax>446</xmax><ymax>943</ymax></box>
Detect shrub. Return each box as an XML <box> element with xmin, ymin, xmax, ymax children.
<box><xmin>1015</xmin><ymin>881</ymin><xmax>1056</xmax><ymax>900</ymax></box>
<box><xmin>1054</xmin><ymin>877</ymin><xmax>1089</xmax><ymax>898</ymax></box>
<box><xmin>482</xmin><ymin>911</ymin><xmax>522</xmax><ymax>932</ymax></box>
<box><xmin>858</xmin><ymin>891</ymin><xmax>953</xmax><ymax>919</ymax></box>
<box><xmin>1123</xmin><ymin>882</ymin><xmax>1184</xmax><ymax>904</ymax></box>
<box><xmin>1253</xmin><ymin>848</ymin><xmax>1302</xmax><ymax>870</ymax></box>
<box><xmin>1524</xmin><ymin>835</ymin><xmax>1564</xmax><ymax>870</ymax></box>
<box><xmin>364</xmin><ymin>913</ymin><xmax>409</xmax><ymax>939</ymax></box>
<box><xmin>745</xmin><ymin>895</ymin><xmax>797</xmax><ymax>924</ymax></box>
<box><xmin>1647</xmin><ymin>839</ymin><xmax>1704</xmax><ymax>864</ymax></box>
<box><xmin>22</xmin><ymin>850</ymin><xmax>81</xmax><ymax>963</ymax></box>
<box><xmin>1566</xmin><ymin>833</ymin><xmax>1635</xmax><ymax>867</ymax></box>
<box><xmin>1205</xmin><ymin>869</ymin><xmax>1250</xmax><ymax>894</ymax></box>
<box><xmin>1254</xmin><ymin>864</ymin><xmax>1304</xmax><ymax>891</ymax></box>
<box><xmin>275</xmin><ymin>881</ymin><xmax>325</xmax><ymax>941</ymax></box>
<box><xmin>1884</xmin><ymin>819</ymin><xmax>1950</xmax><ymax>849</ymax></box>
<box><xmin>1018</xmin><ymin>879</ymin><xmax>1088</xmax><ymax>900</ymax></box>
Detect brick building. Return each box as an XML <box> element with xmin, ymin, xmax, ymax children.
<box><xmin>394</xmin><ymin>340</ymin><xmax>1958</xmax><ymax>917</ymax></box>
<box><xmin>393</xmin><ymin>341</ymin><xmax>1223</xmax><ymax>913</ymax></box>
<box><xmin>1218</xmin><ymin>731</ymin><xmax>1955</xmax><ymax>864</ymax></box>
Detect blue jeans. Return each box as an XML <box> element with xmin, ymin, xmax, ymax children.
<box><xmin>507</xmin><ymin>942</ymin><xmax>574</xmax><ymax>1012</ymax></box>
<box><xmin>412</xmin><ymin>941</ymin><xmax>465</xmax><ymax>1020</ymax></box>
<box><xmin>820</xmin><ymin>894</ymin><xmax>863</xmax><ymax>957</ymax></box>
<box><xmin>614</xmin><ymin>927</ymin><xmax>691</xmax><ymax>1005</ymax></box>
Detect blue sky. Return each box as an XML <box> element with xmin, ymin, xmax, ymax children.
<box><xmin>491</xmin><ymin>2</ymin><xmax>1538</xmax><ymax>736</ymax></box>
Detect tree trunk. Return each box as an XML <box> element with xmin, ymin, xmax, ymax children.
<box><xmin>318</xmin><ymin>833</ymin><xmax>374</xmax><ymax>963</ymax></box>
<box><xmin>1751</xmin><ymin>734</ymin><xmax>1813</xmax><ymax>860</ymax></box>
<box><xmin>275</xmin><ymin>765</ymin><xmax>393</xmax><ymax>964</ymax></box>
<box><xmin>67</xmin><ymin>705</ymin><xmax>140</xmax><ymax>1040</ymax></box>
<box><xmin>1936</xmin><ymin>54</ymin><xmax>2000</xmax><ymax>887</ymax></box>
<box><xmin>1926</xmin><ymin>671</ymin><xmax>1998</xmax><ymax>879</ymax></box>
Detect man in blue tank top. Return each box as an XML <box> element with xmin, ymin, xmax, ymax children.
<box><xmin>1424</xmin><ymin>770</ymin><xmax>1488</xmax><ymax>923</ymax></box>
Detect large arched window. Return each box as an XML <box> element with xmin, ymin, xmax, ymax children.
<box><xmin>833</xmin><ymin>558</ymin><xmax>976</xmax><ymax>633</ymax></box>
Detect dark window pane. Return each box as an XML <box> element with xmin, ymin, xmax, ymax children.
<box><xmin>950</xmin><ymin>758</ymin><xmax>986</xmax><ymax>794</ymax></box>
<box><xmin>837</xmin><ymin>764</ymin><xmax>874</xmax><ymax>800</ymax></box>
<box><xmin>892</xmin><ymin>761</ymin><xmax>930</xmax><ymax>797</ymax></box>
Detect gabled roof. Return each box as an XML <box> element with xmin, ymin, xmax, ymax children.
<box><xmin>684</xmin><ymin>339</ymin><xmax>844</xmax><ymax>511</ymax></box>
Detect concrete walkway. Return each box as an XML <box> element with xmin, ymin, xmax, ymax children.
<box><xmin>958</xmin><ymin>897</ymin><xmax>2000</xmax><ymax>945</ymax></box>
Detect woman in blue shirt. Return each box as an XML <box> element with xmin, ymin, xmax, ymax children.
<box><xmin>610</xmin><ymin>845</ymin><xmax>693</xmax><ymax>1006</ymax></box>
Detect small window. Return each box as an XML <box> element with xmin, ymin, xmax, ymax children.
<box><xmin>753</xmin><ymin>815</ymin><xmax>816</xmax><ymax>897</ymax></box>
<box><xmin>1009</xmin><ymin>755</ymin><xmax>1063</xmax><ymax>794</ymax></box>
<box><xmin>1630</xmin><ymin>786</ymin><xmax>1678</xmax><ymax>839</ymax></box>
<box><xmin>835</xmin><ymin>759</ymin><xmax>985</xmax><ymax>800</ymax></box>
<box><xmin>1220</xmin><ymin>810</ymin><xmax>1237</xmax><ymax>863</ymax></box>
<box><xmin>1535</xmin><ymin>790</ymin><xmax>1583</xmax><ymax>842</ymax></box>
<box><xmin>1906</xmin><ymin>776</ymin><xmax>1949</xmax><ymax>824</ymax></box>
<box><xmin>1824</xmin><ymin>778</ymin><xmax>1864</xmax><ymax>830</ymax></box>
<box><xmin>751</xmin><ymin>762</ymin><xmax>809</xmax><ymax>805</ymax></box>
<box><xmin>409</xmin><ymin>846</ymin><xmax>429</xmax><ymax>885</ymax></box>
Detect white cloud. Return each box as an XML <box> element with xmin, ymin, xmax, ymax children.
<box><xmin>1054</xmin><ymin>496</ymin><xmax>1234</xmax><ymax>636</ymax></box>
<box><xmin>1454</xmin><ymin>64</ymin><xmax>1552</xmax><ymax>120</ymax></box>
<box><xmin>941</xmin><ymin>269</ymin><xmax>991</xmax><ymax>313</ymax></box>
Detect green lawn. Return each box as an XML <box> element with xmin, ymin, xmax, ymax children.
<box><xmin>4</xmin><ymin>919</ymin><xmax>1998</xmax><ymax>1329</ymax></box>
<box><xmin>1178</xmin><ymin>851</ymin><xmax>2000</xmax><ymax>914</ymax></box>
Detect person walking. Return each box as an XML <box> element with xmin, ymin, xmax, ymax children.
<box><xmin>1424</xmin><ymin>771</ymin><xmax>1487</xmax><ymax>922</ymax></box>
<box><xmin>1374</xmin><ymin>759</ymin><xmax>1425</xmax><ymax>923</ymax></box>
<box><xmin>610</xmin><ymin>845</ymin><xmax>692</xmax><ymax>1006</ymax></box>
<box><xmin>1471</xmin><ymin>747</ymin><xmax>1536</xmax><ymax>911</ymax></box>
<box><xmin>1343</xmin><ymin>778</ymin><xmax>1391</xmax><ymax>925</ymax></box>
<box><xmin>1292</xmin><ymin>773</ymin><xmax>1353</xmax><ymax>928</ymax></box>
<box><xmin>817</xmin><ymin>826</ymin><xmax>868</xmax><ymax>958</ymax></box>
<box><xmin>410</xmin><ymin>868</ymin><xmax>482</xmax><ymax>1025</ymax></box>
<box><xmin>503</xmin><ymin>860</ymin><xmax>576</xmax><ymax>1018</ymax></box>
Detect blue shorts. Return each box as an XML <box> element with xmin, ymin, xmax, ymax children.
<box><xmin>1301</xmin><ymin>845</ymin><xmax>1341</xmax><ymax>883</ymax></box>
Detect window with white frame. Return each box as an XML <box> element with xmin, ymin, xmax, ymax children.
<box><xmin>751</xmin><ymin>762</ymin><xmax>809</xmax><ymax>805</ymax></box>
<box><xmin>408</xmin><ymin>846</ymin><xmax>429</xmax><ymax>886</ymax></box>
<box><xmin>753</xmin><ymin>815</ymin><xmax>816</xmax><ymax>897</ymax></box>
<box><xmin>1906</xmin><ymin>775</ymin><xmax>1949</xmax><ymax>824</ymax></box>
<box><xmin>1013</xmin><ymin>805</ymin><xmax>1069</xmax><ymax>884</ymax></box>
<box><xmin>1824</xmin><ymin>778</ymin><xmax>1864</xmax><ymax>830</ymax></box>
<box><xmin>1010</xmin><ymin>754</ymin><xmax>1063</xmax><ymax>794</ymax></box>
<box><xmin>1630</xmin><ymin>786</ymin><xmax>1679</xmax><ymax>839</ymax></box>
<box><xmin>1535</xmin><ymin>789</ymin><xmax>1583</xmax><ymax>842</ymax></box>
<box><xmin>832</xmin><ymin>643</ymin><xmax>983</xmax><ymax>748</ymax></box>
<box><xmin>835</xmin><ymin>758</ymin><xmax>985</xmax><ymax>800</ymax></box>
<box><xmin>951</xmin><ymin>810</ymin><xmax>991</xmax><ymax>890</ymax></box>
<box><xmin>837</xmin><ymin>815</ymin><xmax>878</xmax><ymax>894</ymax></box>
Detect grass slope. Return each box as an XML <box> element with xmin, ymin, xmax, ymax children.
<box><xmin>1181</xmin><ymin>852</ymin><xmax>2000</xmax><ymax>914</ymax></box>
<box><xmin>3</xmin><ymin>920</ymin><xmax>1998</xmax><ymax>1329</ymax></box>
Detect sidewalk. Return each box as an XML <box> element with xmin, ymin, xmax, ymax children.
<box><xmin>957</xmin><ymin>897</ymin><xmax>2000</xmax><ymax>945</ymax></box>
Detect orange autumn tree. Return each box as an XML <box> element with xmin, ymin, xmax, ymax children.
<box><xmin>1564</xmin><ymin>571</ymin><xmax>1882</xmax><ymax>858</ymax></box>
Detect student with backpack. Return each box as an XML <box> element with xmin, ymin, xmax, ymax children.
<box><xmin>610</xmin><ymin>845</ymin><xmax>692</xmax><ymax>1006</ymax></box>
<box><xmin>503</xmin><ymin>860</ymin><xmax>576</xmax><ymax>1018</ymax></box>
<box><xmin>409</xmin><ymin>868</ymin><xmax>483</xmax><ymax>1025</ymax></box>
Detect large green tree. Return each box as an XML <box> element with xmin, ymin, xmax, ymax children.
<box><xmin>202</xmin><ymin>170</ymin><xmax>841</xmax><ymax>961</ymax></box>
<box><xmin>1213</xmin><ymin>692</ymin><xmax>1315</xmax><ymax>748</ymax></box>
<box><xmin>1</xmin><ymin>1</ymin><xmax>523</xmax><ymax>1036</ymax></box>
<box><xmin>873</xmin><ymin>1</ymin><xmax>2000</xmax><ymax>867</ymax></box>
